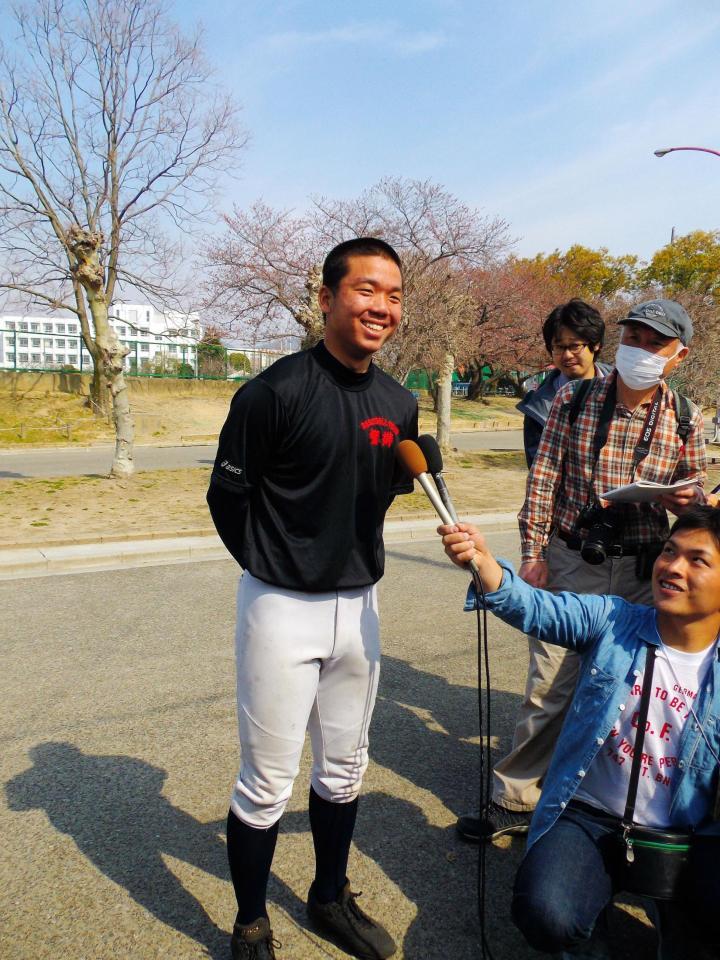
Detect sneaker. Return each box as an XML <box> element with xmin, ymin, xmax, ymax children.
<box><xmin>230</xmin><ymin>915</ymin><xmax>280</xmax><ymax>960</ymax></box>
<box><xmin>307</xmin><ymin>881</ymin><xmax>396</xmax><ymax>959</ymax></box>
<box><xmin>456</xmin><ymin>802</ymin><xmax>531</xmax><ymax>842</ymax></box>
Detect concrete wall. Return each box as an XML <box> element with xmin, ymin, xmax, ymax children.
<box><xmin>0</xmin><ymin>370</ymin><xmax>243</xmax><ymax>399</ymax></box>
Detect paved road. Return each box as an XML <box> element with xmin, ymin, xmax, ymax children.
<box><xmin>0</xmin><ymin>431</ymin><xmax>526</xmax><ymax>478</ymax></box>
<box><xmin>0</xmin><ymin>442</ymin><xmax>219</xmax><ymax>478</ymax></box>
<box><xmin>4</xmin><ymin>425</ymin><xmax>719</xmax><ymax>479</ymax></box>
<box><xmin>1</xmin><ymin>531</ymin><xmax>654</xmax><ymax>959</ymax></box>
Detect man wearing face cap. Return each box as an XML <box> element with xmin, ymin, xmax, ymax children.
<box><xmin>462</xmin><ymin>299</ymin><xmax>709</xmax><ymax>844</ymax></box>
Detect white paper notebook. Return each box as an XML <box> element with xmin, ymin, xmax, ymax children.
<box><xmin>600</xmin><ymin>476</ymin><xmax>701</xmax><ymax>504</ymax></box>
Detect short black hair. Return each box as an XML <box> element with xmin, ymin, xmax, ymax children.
<box><xmin>668</xmin><ymin>505</ymin><xmax>720</xmax><ymax>551</ymax></box>
<box><xmin>542</xmin><ymin>299</ymin><xmax>605</xmax><ymax>355</ymax></box>
<box><xmin>322</xmin><ymin>237</ymin><xmax>403</xmax><ymax>293</ymax></box>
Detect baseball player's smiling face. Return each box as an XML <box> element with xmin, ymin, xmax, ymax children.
<box><xmin>319</xmin><ymin>254</ymin><xmax>403</xmax><ymax>372</ymax></box>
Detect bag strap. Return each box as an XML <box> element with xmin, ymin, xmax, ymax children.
<box><xmin>566</xmin><ymin>377</ymin><xmax>594</xmax><ymax>428</ymax></box>
<box><xmin>623</xmin><ymin>644</ymin><xmax>657</xmax><ymax>825</ymax></box>
<box><xmin>671</xmin><ymin>389</ymin><xmax>693</xmax><ymax>445</ymax></box>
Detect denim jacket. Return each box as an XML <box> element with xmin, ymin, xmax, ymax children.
<box><xmin>465</xmin><ymin>561</ymin><xmax>720</xmax><ymax>847</ymax></box>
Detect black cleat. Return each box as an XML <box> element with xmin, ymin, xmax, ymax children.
<box><xmin>307</xmin><ymin>881</ymin><xmax>396</xmax><ymax>959</ymax></box>
<box><xmin>230</xmin><ymin>915</ymin><xmax>280</xmax><ymax>960</ymax></box>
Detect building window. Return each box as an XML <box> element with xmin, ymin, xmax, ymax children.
<box><xmin>30</xmin><ymin>322</ymin><xmax>40</xmax><ymax>332</ymax></box>
<box><xmin>6</xmin><ymin>321</ymin><xmax>15</xmax><ymax>330</ymax></box>
<box><xmin>56</xmin><ymin>355</ymin><xmax>65</xmax><ymax>364</ymax></box>
<box><xmin>19</xmin><ymin>337</ymin><xmax>28</xmax><ymax>347</ymax></box>
<box><xmin>67</xmin><ymin>324</ymin><xmax>77</xmax><ymax>333</ymax></box>
<box><xmin>140</xmin><ymin>343</ymin><xmax>149</xmax><ymax>352</ymax></box>
<box><xmin>19</xmin><ymin>322</ymin><xmax>28</xmax><ymax>331</ymax></box>
<box><xmin>44</xmin><ymin>355</ymin><xmax>53</xmax><ymax>364</ymax></box>
<box><xmin>31</xmin><ymin>338</ymin><xmax>41</xmax><ymax>347</ymax></box>
<box><xmin>56</xmin><ymin>339</ymin><xmax>65</xmax><ymax>348</ymax></box>
<box><xmin>44</xmin><ymin>323</ymin><xmax>53</xmax><ymax>333</ymax></box>
<box><xmin>7</xmin><ymin>352</ymin><xmax>15</xmax><ymax>361</ymax></box>
<box><xmin>168</xmin><ymin>344</ymin><xmax>177</xmax><ymax>354</ymax></box>
<box><xmin>118</xmin><ymin>326</ymin><xmax>126</xmax><ymax>336</ymax></box>
<box><xmin>68</xmin><ymin>355</ymin><xmax>77</xmax><ymax>365</ymax></box>
<box><xmin>155</xmin><ymin>335</ymin><xmax>162</xmax><ymax>342</ymax></box>
<box><xmin>19</xmin><ymin>353</ymin><xmax>28</xmax><ymax>363</ymax></box>
<box><xmin>31</xmin><ymin>353</ymin><xmax>41</xmax><ymax>363</ymax></box>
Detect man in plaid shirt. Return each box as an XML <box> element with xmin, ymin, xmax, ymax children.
<box><xmin>473</xmin><ymin>299</ymin><xmax>708</xmax><ymax>841</ymax></box>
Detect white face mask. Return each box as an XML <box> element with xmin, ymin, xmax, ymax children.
<box><xmin>615</xmin><ymin>343</ymin><xmax>680</xmax><ymax>391</ymax></box>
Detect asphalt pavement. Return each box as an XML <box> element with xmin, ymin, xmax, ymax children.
<box><xmin>1</xmin><ymin>530</ymin><xmax>656</xmax><ymax>960</ymax></box>
<box><xmin>0</xmin><ymin>431</ymin><xmax>526</xmax><ymax>478</ymax></box>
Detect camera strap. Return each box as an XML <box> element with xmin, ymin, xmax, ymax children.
<box><xmin>631</xmin><ymin>387</ymin><xmax>664</xmax><ymax>470</ymax></box>
<box><xmin>584</xmin><ymin>382</ymin><xmax>664</xmax><ymax>506</ymax></box>
<box><xmin>589</xmin><ymin>381</ymin><xmax>664</xmax><ymax>475</ymax></box>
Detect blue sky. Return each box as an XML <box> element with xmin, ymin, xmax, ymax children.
<box><xmin>170</xmin><ymin>0</ymin><xmax>720</xmax><ymax>262</ymax></box>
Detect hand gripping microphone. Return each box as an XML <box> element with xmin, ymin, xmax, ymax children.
<box><xmin>416</xmin><ymin>434</ymin><xmax>459</xmax><ymax>524</ymax></box>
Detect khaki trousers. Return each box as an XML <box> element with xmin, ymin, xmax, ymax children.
<box><xmin>492</xmin><ymin>536</ymin><xmax>654</xmax><ymax>811</ymax></box>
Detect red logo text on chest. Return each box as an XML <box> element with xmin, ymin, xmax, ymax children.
<box><xmin>360</xmin><ymin>417</ymin><xmax>400</xmax><ymax>448</ymax></box>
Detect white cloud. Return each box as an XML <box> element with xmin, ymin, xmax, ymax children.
<box><xmin>263</xmin><ymin>23</ymin><xmax>446</xmax><ymax>56</ymax></box>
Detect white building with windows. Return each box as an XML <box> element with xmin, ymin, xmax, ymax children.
<box><xmin>0</xmin><ymin>303</ymin><xmax>202</xmax><ymax>375</ymax></box>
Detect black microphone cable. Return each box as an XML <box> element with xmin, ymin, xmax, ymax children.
<box><xmin>470</xmin><ymin>565</ymin><xmax>496</xmax><ymax>960</ymax></box>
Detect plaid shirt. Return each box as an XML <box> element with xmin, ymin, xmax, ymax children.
<box><xmin>519</xmin><ymin>373</ymin><xmax>707</xmax><ymax>561</ymax></box>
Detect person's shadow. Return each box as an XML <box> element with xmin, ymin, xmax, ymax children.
<box><xmin>5</xmin><ymin>742</ymin><xmax>235</xmax><ymax>958</ymax></box>
<box><xmin>372</xmin><ymin>653</ymin><xmax>519</xmax><ymax>818</ymax></box>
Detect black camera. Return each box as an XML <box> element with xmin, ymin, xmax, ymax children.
<box><xmin>576</xmin><ymin>504</ymin><xmax>624</xmax><ymax>565</ymax></box>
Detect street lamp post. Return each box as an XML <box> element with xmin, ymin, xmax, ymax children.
<box><xmin>654</xmin><ymin>146</ymin><xmax>720</xmax><ymax>160</ymax></box>
<box><xmin>654</xmin><ymin>144</ymin><xmax>720</xmax><ymax>443</ymax></box>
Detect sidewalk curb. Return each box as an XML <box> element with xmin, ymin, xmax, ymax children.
<box><xmin>0</xmin><ymin>512</ymin><xmax>518</xmax><ymax>580</ymax></box>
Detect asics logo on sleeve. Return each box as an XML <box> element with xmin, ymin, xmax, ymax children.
<box><xmin>220</xmin><ymin>459</ymin><xmax>244</xmax><ymax>476</ymax></box>
<box><xmin>360</xmin><ymin>417</ymin><xmax>400</xmax><ymax>448</ymax></box>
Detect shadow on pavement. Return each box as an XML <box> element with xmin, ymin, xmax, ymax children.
<box><xmin>4</xmin><ymin>695</ymin><xmax>658</xmax><ymax>958</ymax></box>
<box><xmin>5</xmin><ymin>742</ymin><xmax>232</xmax><ymax>959</ymax></box>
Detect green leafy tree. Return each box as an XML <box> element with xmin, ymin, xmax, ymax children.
<box><xmin>198</xmin><ymin>325</ymin><xmax>228</xmax><ymax>379</ymax></box>
<box><xmin>639</xmin><ymin>230</ymin><xmax>720</xmax><ymax>296</ymax></box>
<box><xmin>228</xmin><ymin>352</ymin><xmax>252</xmax><ymax>374</ymax></box>
<box><xmin>517</xmin><ymin>245</ymin><xmax>639</xmax><ymax>300</ymax></box>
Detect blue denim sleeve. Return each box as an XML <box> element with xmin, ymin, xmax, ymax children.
<box><xmin>463</xmin><ymin>559</ymin><xmax>615</xmax><ymax>654</ymax></box>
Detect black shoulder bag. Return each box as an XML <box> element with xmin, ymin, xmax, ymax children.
<box><xmin>616</xmin><ymin>644</ymin><xmax>692</xmax><ymax>900</ymax></box>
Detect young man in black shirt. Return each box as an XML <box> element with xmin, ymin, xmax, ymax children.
<box><xmin>207</xmin><ymin>238</ymin><xmax>418</xmax><ymax>960</ymax></box>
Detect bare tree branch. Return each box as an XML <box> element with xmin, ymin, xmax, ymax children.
<box><xmin>0</xmin><ymin>0</ymin><xmax>246</xmax><ymax>474</ymax></box>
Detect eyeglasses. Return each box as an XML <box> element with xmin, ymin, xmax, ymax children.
<box><xmin>550</xmin><ymin>342</ymin><xmax>589</xmax><ymax>356</ymax></box>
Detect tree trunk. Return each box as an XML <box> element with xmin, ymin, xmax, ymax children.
<box><xmin>713</xmin><ymin>401</ymin><xmax>720</xmax><ymax>444</ymax></box>
<box><xmin>424</xmin><ymin>366</ymin><xmax>439</xmax><ymax>412</ymax></box>
<box><xmin>67</xmin><ymin>226</ymin><xmax>133</xmax><ymax>476</ymax></box>
<box><xmin>436</xmin><ymin>352</ymin><xmax>453</xmax><ymax>454</ymax></box>
<box><xmin>88</xmin><ymin>346</ymin><xmax>108</xmax><ymax>416</ymax></box>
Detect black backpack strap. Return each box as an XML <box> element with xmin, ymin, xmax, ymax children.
<box><xmin>671</xmin><ymin>389</ymin><xmax>693</xmax><ymax>445</ymax></box>
<box><xmin>565</xmin><ymin>377</ymin><xmax>594</xmax><ymax>428</ymax></box>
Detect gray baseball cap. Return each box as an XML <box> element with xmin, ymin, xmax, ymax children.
<box><xmin>617</xmin><ymin>299</ymin><xmax>693</xmax><ymax>345</ymax></box>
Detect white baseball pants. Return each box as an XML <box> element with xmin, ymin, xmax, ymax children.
<box><xmin>230</xmin><ymin>572</ymin><xmax>381</xmax><ymax>828</ymax></box>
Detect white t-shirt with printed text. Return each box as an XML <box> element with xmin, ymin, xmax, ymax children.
<box><xmin>575</xmin><ymin>640</ymin><xmax>716</xmax><ymax>827</ymax></box>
